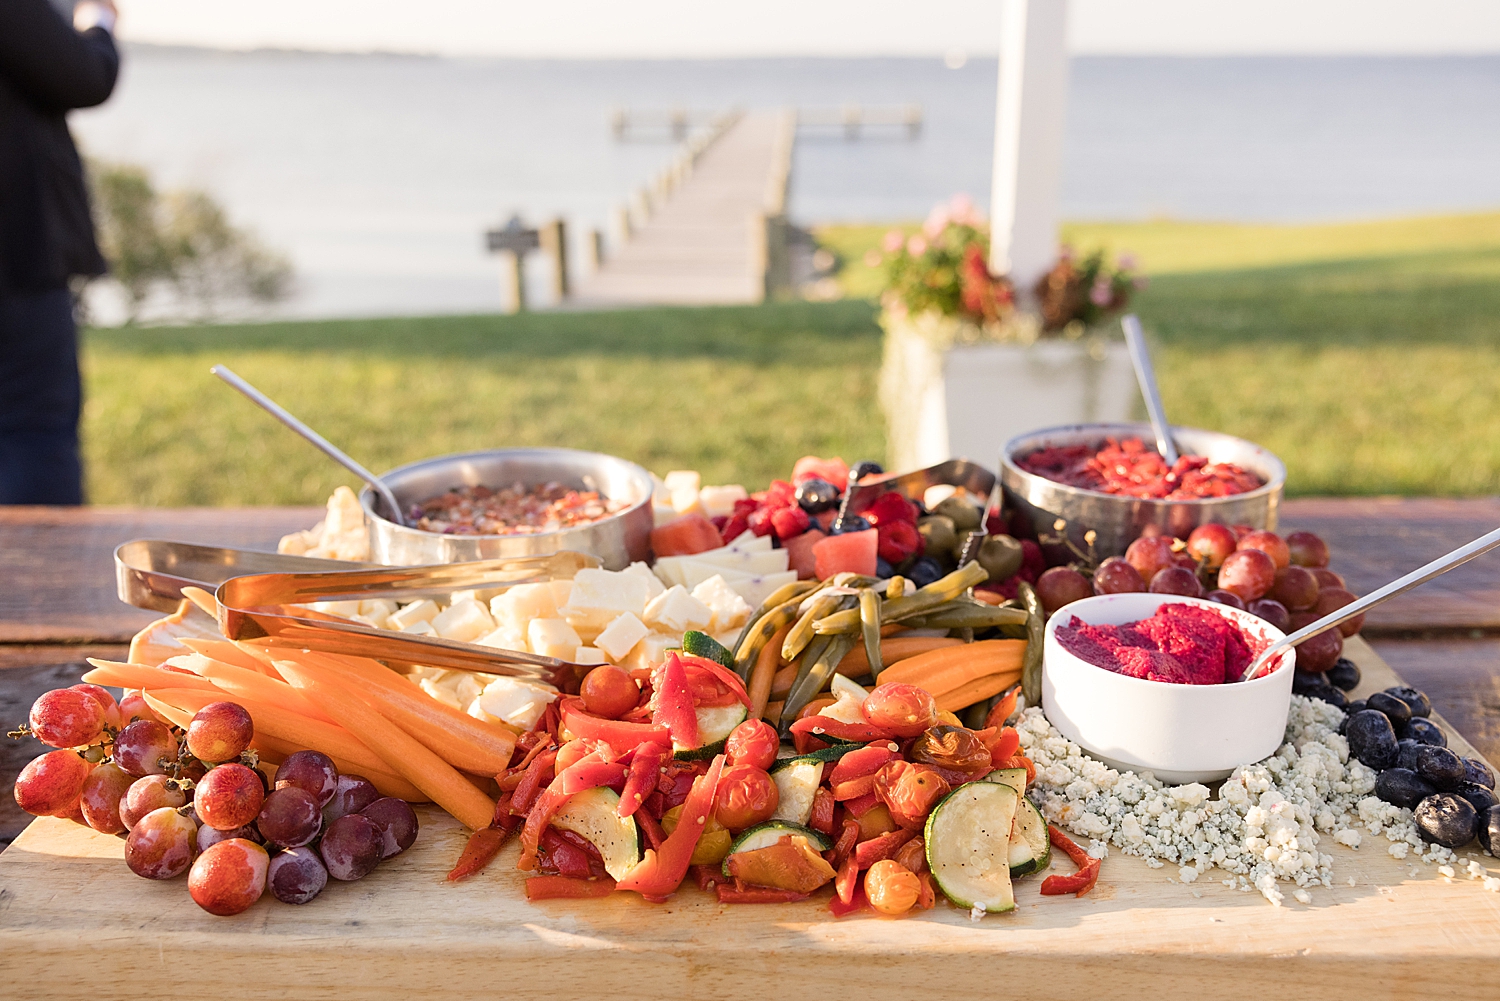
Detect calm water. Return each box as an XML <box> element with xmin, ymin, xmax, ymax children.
<box><xmin>71</xmin><ymin>49</ymin><xmax>1500</xmax><ymax>319</ymax></box>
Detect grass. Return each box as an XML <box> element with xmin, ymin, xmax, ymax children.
<box><xmin>82</xmin><ymin>212</ymin><xmax>1500</xmax><ymax>504</ymax></box>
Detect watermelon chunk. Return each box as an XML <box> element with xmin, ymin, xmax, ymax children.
<box><xmin>651</xmin><ymin>513</ymin><xmax>724</xmax><ymax>557</ymax></box>
<box><xmin>784</xmin><ymin>529</ymin><xmax>826</xmax><ymax>580</ymax></box>
<box><xmin>812</xmin><ymin>529</ymin><xmax>878</xmax><ymax>579</ymax></box>
<box><xmin>791</xmin><ymin>456</ymin><xmax>850</xmax><ymax>487</ymax></box>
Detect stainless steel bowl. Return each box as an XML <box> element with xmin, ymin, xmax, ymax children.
<box><xmin>1000</xmin><ymin>422</ymin><xmax>1286</xmax><ymax>560</ymax></box>
<box><xmin>359</xmin><ymin>447</ymin><xmax>655</xmax><ymax>569</ymax></box>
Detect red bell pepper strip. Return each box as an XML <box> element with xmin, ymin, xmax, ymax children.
<box><xmin>828</xmin><ymin>817</ymin><xmax>860</xmax><ymax>871</ymax></box>
<box><xmin>636</xmin><ymin>809</ymin><xmax>667</xmax><ymax>852</ymax></box>
<box><xmin>447</xmin><ymin>826</ymin><xmax>512</xmax><ymax>881</ymax></box>
<box><xmin>986</xmin><ymin>727</ymin><xmax>1021</xmax><ymax>767</ymax></box>
<box><xmin>788</xmin><ymin>716</ymin><xmax>896</xmax><ymax>744</ymax></box>
<box><xmin>984</xmin><ymin>688</ymin><xmax>1019</xmax><ymax>730</ymax></box>
<box><xmin>519</xmin><ymin>753</ymin><xmax>628</xmax><ymax>869</ymax></box>
<box><xmin>691</xmin><ymin>864</ymin><xmax>722</xmax><ymax>892</ymax></box>
<box><xmin>615</xmin><ymin>753</ymin><xmax>726</xmax><ymax>899</ymax></box>
<box><xmin>717</xmin><ymin>885</ymin><xmax>810</xmax><ymax>904</ymax></box>
<box><xmin>893</xmin><ymin>834</ymin><xmax>926</xmax><ymax>874</ymax></box>
<box><xmin>809</xmin><ymin>786</ymin><xmax>836</xmax><ymax>836</ymax></box>
<box><xmin>560</xmin><ymin>698</ymin><xmax>670</xmax><ymax>750</ymax></box>
<box><xmin>524</xmin><ymin>875</ymin><xmax>616</xmax><ymax>900</ymax></box>
<box><xmin>828</xmin><ymin>743</ymin><xmax>900</xmax><ymax>786</ymax></box>
<box><xmin>830</xmin><ymin>774</ymin><xmax>877</xmax><ymax>801</ymax></box>
<box><xmin>832</xmin><ymin>855</ymin><xmax>860</xmax><ymax>908</ymax></box>
<box><xmin>1040</xmin><ymin>824</ymin><xmax>1101</xmax><ymax>898</ymax></box>
<box><xmin>828</xmin><ymin>881</ymin><xmax>869</xmax><ymax>917</ymax></box>
<box><xmin>651</xmin><ymin>654</ymin><xmax>699</xmax><ymax>750</ymax></box>
<box><xmin>617</xmin><ymin>741</ymin><xmax>669</xmax><ymax>818</ymax></box>
<box><xmin>842</xmin><ymin>791</ymin><xmax>879</xmax><ymax>819</ymax></box>
<box><xmin>853</xmin><ymin>828</ymin><xmax>915</xmax><ymax>870</ymax></box>
<box><xmin>676</xmin><ymin>654</ymin><xmax>751</xmax><ymax>709</ymax></box>
<box><xmin>510</xmin><ymin>749</ymin><xmax>558</xmax><ymax>816</ymax></box>
<box><xmin>552</xmin><ymin>758</ymin><xmax>627</xmax><ymax>796</ymax></box>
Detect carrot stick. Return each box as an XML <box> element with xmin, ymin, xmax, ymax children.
<box><xmin>192</xmin><ymin>659</ymin><xmax>339</xmax><ymax>725</ymax></box>
<box><xmin>278</xmin><ymin>652</ymin><xmax>517</xmax><ymax>774</ymax></box>
<box><xmin>934</xmin><ymin>669</ymin><xmax>1023</xmax><ymax>714</ymax></box>
<box><xmin>178</xmin><ymin>638</ymin><xmax>278</xmax><ymax>676</ymax></box>
<box><xmin>247</xmin><ymin>731</ymin><xmax>428</xmax><ymax>802</ymax></box>
<box><xmin>84</xmin><ymin>659</ymin><xmax>227</xmax><ymax>694</ymax></box>
<box><xmin>836</xmin><ymin>637</ymin><xmax>965</xmax><ymax>678</ymax></box>
<box><xmin>763</xmin><ymin>700</ymin><xmax>784</xmax><ymax>724</ymax></box>
<box><xmin>873</xmin><ymin>640</ymin><xmax>1026</xmax><ymax>695</ymax></box>
<box><xmin>749</xmin><ymin>622</ymin><xmax>792</xmax><ymax>721</ymax></box>
<box><xmin>140</xmin><ymin>690</ymin><xmax>195</xmax><ymax>729</ymax></box>
<box><xmin>274</xmin><ymin>659</ymin><xmax>496</xmax><ymax>829</ymax></box>
<box><xmin>770</xmin><ymin>662</ymin><xmax>798</xmax><ymax>700</ymax></box>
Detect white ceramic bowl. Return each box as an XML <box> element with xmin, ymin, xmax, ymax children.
<box><xmin>1041</xmin><ymin>592</ymin><xmax>1295</xmax><ymax>784</ymax></box>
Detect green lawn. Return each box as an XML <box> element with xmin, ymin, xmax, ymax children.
<box><xmin>82</xmin><ymin>212</ymin><xmax>1500</xmax><ymax>504</ymax></box>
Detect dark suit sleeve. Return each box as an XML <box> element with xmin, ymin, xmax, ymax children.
<box><xmin>0</xmin><ymin>0</ymin><xmax>119</xmax><ymax>113</ymax></box>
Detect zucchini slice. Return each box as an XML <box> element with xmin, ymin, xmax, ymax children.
<box><xmin>550</xmin><ymin>787</ymin><xmax>641</xmax><ymax>881</ymax></box>
<box><xmin>924</xmin><ymin>781</ymin><xmax>1019</xmax><ymax>913</ymax></box>
<box><xmin>988</xmin><ymin>767</ymin><xmax>1027</xmax><ymax>794</ymax></box>
<box><xmin>768</xmin><ymin>759</ymin><xmax>824</xmax><ymax>825</ymax></box>
<box><xmin>1005</xmin><ymin>796</ymin><xmax>1051</xmax><ymax>877</ymax></box>
<box><xmin>718</xmin><ymin>820</ymin><xmax>833</xmax><ymax>878</ymax></box>
<box><xmin>681</xmin><ymin>630</ymin><xmax>735</xmax><ymax>670</ymax></box>
<box><xmin>673</xmin><ymin>703</ymin><xmax>749</xmax><ymax>760</ymax></box>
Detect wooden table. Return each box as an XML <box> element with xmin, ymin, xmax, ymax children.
<box><xmin>1</xmin><ymin>501</ymin><xmax>1498</xmax><ymax>999</ymax></box>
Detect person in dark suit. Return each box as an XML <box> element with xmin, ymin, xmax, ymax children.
<box><xmin>0</xmin><ymin>0</ymin><xmax>119</xmax><ymax>504</ymax></box>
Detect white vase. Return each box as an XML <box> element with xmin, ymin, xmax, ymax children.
<box><xmin>880</xmin><ymin>313</ymin><xmax>1139</xmax><ymax>473</ymax></box>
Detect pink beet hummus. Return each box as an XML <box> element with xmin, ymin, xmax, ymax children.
<box><xmin>1055</xmin><ymin>603</ymin><xmax>1265</xmax><ymax>685</ymax></box>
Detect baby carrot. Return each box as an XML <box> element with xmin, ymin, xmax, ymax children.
<box><xmin>749</xmin><ymin>622</ymin><xmax>792</xmax><ymax>721</ymax></box>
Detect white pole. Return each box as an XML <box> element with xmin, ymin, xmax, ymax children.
<box><xmin>989</xmin><ymin>0</ymin><xmax>1070</xmax><ymax>304</ymax></box>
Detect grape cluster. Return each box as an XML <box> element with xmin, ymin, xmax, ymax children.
<box><xmin>11</xmin><ymin>684</ymin><xmax>418</xmax><ymax>916</ymax></box>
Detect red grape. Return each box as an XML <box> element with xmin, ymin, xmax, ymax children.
<box><xmin>1186</xmin><ymin>524</ymin><xmax>1238</xmax><ymax>570</ymax></box>
<box><xmin>113</xmin><ymin>720</ymin><xmax>178</xmax><ymax>777</ymax></box>
<box><xmin>1295</xmin><ymin>628</ymin><xmax>1343</xmax><ymax>673</ymax></box>
<box><xmin>579</xmin><ymin>664</ymin><xmax>640</xmax><ymax>719</ymax></box>
<box><xmin>1149</xmin><ymin>566</ymin><xmax>1203</xmax><ymax>598</ymax></box>
<box><xmin>1310</xmin><ymin>568</ymin><xmax>1346</xmax><ymax>591</ymax></box>
<box><xmin>69</xmin><ymin>684</ymin><xmax>122</xmax><ymax>730</ymax></box>
<box><xmin>1217</xmin><ymin>548</ymin><xmax>1276</xmax><ymax>601</ymax></box>
<box><xmin>275</xmin><ymin>749</ymin><xmax>339</xmax><ymax>807</ymax></box>
<box><xmin>1204</xmin><ymin>589</ymin><xmax>1246</xmax><ymax>610</ymax></box>
<box><xmin>861</xmin><ymin>683</ymin><xmax>938</xmax><ymax>737</ymax></box>
<box><xmin>1314</xmin><ymin>587</ymin><xmax>1364</xmax><ymax>637</ymax></box>
<box><xmin>187</xmin><ymin>702</ymin><xmax>254</xmax><ymax>763</ymax></box>
<box><xmin>13</xmin><ymin>749</ymin><xmax>91</xmax><ymax>816</ymax></box>
<box><xmin>361</xmin><ymin>797</ymin><xmax>419</xmax><ymax>858</ymax></box>
<box><xmin>1267</xmin><ymin>566</ymin><xmax>1320</xmax><ymax>611</ymax></box>
<box><xmin>124</xmin><ymin>806</ymin><xmax>198</xmax><ymax>879</ymax></box>
<box><xmin>29</xmin><ymin>688</ymin><xmax>105</xmax><ymax>749</ymax></box>
<box><xmin>118</xmin><ymin>690</ymin><xmax>164</xmax><ymax>726</ymax></box>
<box><xmin>1093</xmin><ymin>557</ymin><xmax>1146</xmax><ymax>595</ymax></box>
<box><xmin>120</xmin><ymin>774</ymin><xmax>188</xmax><ymax>830</ymax></box>
<box><xmin>1237</xmin><ymin>530</ymin><xmax>1290</xmax><ymax>570</ymax></box>
<box><xmin>257</xmin><ymin>786</ymin><xmax>322</xmax><ymax>848</ymax></box>
<box><xmin>1036</xmin><ymin>567</ymin><xmax>1092</xmax><ymax>614</ymax></box>
<box><xmin>1247</xmin><ymin>598</ymin><xmax>1291</xmax><ymax>633</ymax></box>
<box><xmin>1285</xmin><ymin>530</ymin><xmax>1330</xmax><ymax>568</ymax></box>
<box><xmin>1124</xmin><ymin>536</ymin><xmax>1175</xmax><ymax>584</ymax></box>
<box><xmin>198</xmin><ymin>823</ymin><xmax>262</xmax><ymax>853</ymax></box>
<box><xmin>79</xmin><ymin>761</ymin><xmax>135</xmax><ymax>834</ymax></box>
<box><xmin>267</xmin><ymin>846</ymin><xmax>328</xmax><ymax>904</ymax></box>
<box><xmin>1288</xmin><ymin>609</ymin><xmax>1319</xmax><ymax>631</ymax></box>
<box><xmin>189</xmin><ymin>838</ymin><xmax>269</xmax><ymax>915</ymax></box>
<box><xmin>320</xmin><ymin>813</ymin><xmax>383</xmax><ymax>880</ymax></box>
<box><xmin>195</xmin><ymin>763</ymin><xmax>265</xmax><ymax>830</ymax></box>
<box><xmin>322</xmin><ymin>774</ymin><xmax>379</xmax><ymax>825</ymax></box>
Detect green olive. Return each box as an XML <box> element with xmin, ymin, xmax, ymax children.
<box><xmin>977</xmin><ymin>534</ymin><xmax>1025</xmax><ymax>582</ymax></box>
<box><xmin>933</xmin><ymin>496</ymin><xmax>982</xmax><ymax>532</ymax></box>
<box><xmin>917</xmin><ymin>515</ymin><xmax>958</xmax><ymax>557</ymax></box>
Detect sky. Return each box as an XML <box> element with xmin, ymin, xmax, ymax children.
<box><xmin>115</xmin><ymin>0</ymin><xmax>1500</xmax><ymax>58</ymax></box>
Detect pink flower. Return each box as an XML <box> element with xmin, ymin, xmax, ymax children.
<box><xmin>907</xmin><ymin>235</ymin><xmax>928</xmax><ymax>256</ymax></box>
<box><xmin>922</xmin><ymin>204</ymin><xmax>949</xmax><ymax>238</ymax></box>
<box><xmin>882</xmin><ymin>230</ymin><xmax>905</xmax><ymax>253</ymax></box>
<box><xmin>1090</xmin><ymin>278</ymin><xmax>1113</xmax><ymax>307</ymax></box>
<box><xmin>948</xmin><ymin>193</ymin><xmax>978</xmax><ymax>226</ymax></box>
<box><xmin>1117</xmin><ymin>252</ymin><xmax>1138</xmax><ymax>272</ymax></box>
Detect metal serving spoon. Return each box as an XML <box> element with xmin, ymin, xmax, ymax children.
<box><xmin>1240</xmin><ymin>523</ymin><xmax>1500</xmax><ymax>681</ymax></box>
<box><xmin>210</xmin><ymin>365</ymin><xmax>407</xmax><ymax>527</ymax></box>
<box><xmin>1122</xmin><ymin>314</ymin><xmax>1180</xmax><ymax>465</ymax></box>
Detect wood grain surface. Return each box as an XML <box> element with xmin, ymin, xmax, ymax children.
<box><xmin>1</xmin><ymin>639</ymin><xmax>1496</xmax><ymax>1001</ymax></box>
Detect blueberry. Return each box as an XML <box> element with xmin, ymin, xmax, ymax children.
<box><xmin>1374</xmin><ymin>768</ymin><xmax>1436</xmax><ymax>809</ymax></box>
<box><xmin>795</xmin><ymin>478</ymin><xmax>841</xmax><ymax>515</ymax></box>
<box><xmin>1402</xmin><ymin>717</ymin><xmax>1446</xmax><ymax>747</ymax></box>
<box><xmin>1292</xmin><ymin>671</ymin><xmax>1329</xmax><ymax>695</ymax></box>
<box><xmin>851</xmin><ymin>461</ymin><xmax>884</xmax><ymax>480</ymax></box>
<box><xmin>1415</xmin><ymin>745</ymin><xmax>1465</xmax><ymax>791</ymax></box>
<box><xmin>1344</xmin><ymin>710</ymin><xmax>1399</xmax><ymax>770</ymax></box>
<box><xmin>1338</xmin><ymin>700</ymin><xmax>1367</xmax><ymax>734</ymax></box>
<box><xmin>875</xmin><ymin>557</ymin><xmax>895</xmax><ymax>579</ymax></box>
<box><xmin>1396</xmin><ymin>739</ymin><xmax>1421</xmax><ymax>772</ymax></box>
<box><xmin>1463</xmin><ymin>757</ymin><xmax>1496</xmax><ymax>790</ymax></box>
<box><xmin>1413</xmin><ymin>793</ymin><xmax>1479</xmax><ymax>849</ymax></box>
<box><xmin>830</xmin><ymin>515</ymin><xmax>871</xmax><ymax>535</ymax></box>
<box><xmin>1384</xmin><ymin>686</ymin><xmax>1431</xmax><ymax>718</ymax></box>
<box><xmin>906</xmin><ymin>556</ymin><xmax>944</xmax><ymax>589</ymax></box>
<box><xmin>1301</xmin><ymin>684</ymin><xmax>1348</xmax><ymax>710</ymax></box>
<box><xmin>1365</xmin><ymin>691</ymin><xmax>1412</xmax><ymax>727</ymax></box>
<box><xmin>1324</xmin><ymin>657</ymin><xmax>1361</xmax><ymax>692</ymax></box>
<box><xmin>1480</xmin><ymin>804</ymin><xmax>1500</xmax><ymax>854</ymax></box>
<box><xmin>1455</xmin><ymin>781</ymin><xmax>1499</xmax><ymax>818</ymax></box>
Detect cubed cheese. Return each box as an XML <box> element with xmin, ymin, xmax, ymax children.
<box><xmin>574</xmin><ymin>646</ymin><xmax>608</xmax><ymax>666</ymax></box>
<box><xmin>643</xmin><ymin>585</ymin><xmax>713</xmax><ymax>634</ymax></box>
<box><xmin>547</xmin><ymin>579</ymin><xmax>577</xmax><ymax>608</ymax></box>
<box><xmin>400</xmin><ymin>620</ymin><xmax>436</xmax><ymax>637</ymax></box>
<box><xmin>452</xmin><ymin>672</ymin><xmax>485</xmax><ymax>708</ymax></box>
<box><xmin>699</xmin><ymin>484</ymin><xmax>749</xmax><ymax>519</ymax></box>
<box><xmin>431</xmin><ymin>599</ymin><xmax>496</xmax><ymax>643</ymax></box>
<box><xmin>419</xmin><ymin>675</ymin><xmax>462</xmax><ymax>708</ymax></box>
<box><xmin>490</xmin><ymin>582</ymin><xmax>559</xmax><ymax>627</ymax></box>
<box><xmin>621</xmin><ymin>631</ymin><xmax>682</xmax><ymax>672</ymax></box>
<box><xmin>664</xmin><ymin>470</ymin><xmax>703</xmax><ymax>514</ymax></box>
<box><xmin>622</xmin><ymin>561</ymin><xmax>667</xmax><ymax>600</ymax></box>
<box><xmin>350</xmin><ymin>613</ymin><xmax>387</xmax><ymax>630</ymax></box>
<box><xmin>594</xmin><ymin>612</ymin><xmax>650</xmax><ymax>662</ymax></box>
<box><xmin>478</xmin><ymin>677</ymin><xmax>558</xmax><ymax>730</ymax></box>
<box><xmin>561</xmin><ymin>568</ymin><xmax>652</xmax><ymax>633</ymax></box>
<box><xmin>726</xmin><ymin>533</ymin><xmax>772</xmax><ymax>553</ymax></box>
<box><xmin>475</xmin><ymin>624</ymin><xmax>528</xmax><ymax>652</ymax></box>
<box><xmin>358</xmin><ymin>598</ymin><xmax>398</xmax><ymax>620</ymax></box>
<box><xmin>527</xmin><ymin>618</ymin><xmax>582</xmax><ymax>660</ymax></box>
<box><xmin>309</xmin><ymin>598</ymin><xmax>362</xmax><ymax>618</ymax></box>
<box><xmin>388</xmin><ymin>599</ymin><xmax>439</xmax><ymax>630</ymax></box>
<box><xmin>691</xmin><ymin>574</ymin><xmax>754</xmax><ymax>632</ymax></box>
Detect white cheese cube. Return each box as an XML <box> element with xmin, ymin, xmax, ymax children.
<box><xmin>621</xmin><ymin>632</ymin><xmax>682</xmax><ymax>672</ymax></box>
<box><xmin>431</xmin><ymin>599</ymin><xmax>496</xmax><ymax>643</ymax></box>
<box><xmin>622</xmin><ymin>561</ymin><xmax>667</xmax><ymax>600</ymax></box>
<box><xmin>528</xmin><ymin>618</ymin><xmax>582</xmax><ymax>660</ymax></box>
<box><xmin>388</xmin><ymin>599</ymin><xmax>439</xmax><ymax>630</ymax></box>
<box><xmin>699</xmin><ymin>484</ymin><xmax>748</xmax><ymax>519</ymax></box>
<box><xmin>358</xmin><ymin>598</ymin><xmax>398</xmax><ymax>620</ymax></box>
<box><xmin>309</xmin><ymin>599</ymin><xmax>362</xmax><ymax>618</ymax></box>
<box><xmin>475</xmin><ymin>624</ymin><xmax>528</xmax><ymax>653</ymax></box>
<box><xmin>452</xmin><ymin>672</ymin><xmax>485</xmax><ymax>708</ymax></box>
<box><xmin>400</xmin><ymin>620</ymin><xmax>436</xmax><ymax>637</ymax></box>
<box><xmin>419</xmin><ymin>675</ymin><xmax>462</xmax><ymax>708</ymax></box>
<box><xmin>547</xmin><ymin>579</ymin><xmax>577</xmax><ymax>608</ymax></box>
<box><xmin>490</xmin><ymin>582</ymin><xmax>559</xmax><ymax>627</ymax></box>
<box><xmin>574</xmin><ymin>646</ymin><xmax>608</xmax><ymax>666</ymax></box>
<box><xmin>727</xmin><ymin>533</ymin><xmax>772</xmax><ymax>553</ymax></box>
<box><xmin>713</xmin><ymin>628</ymin><xmax>743</xmax><ymax>652</ymax></box>
<box><xmin>595</xmin><ymin>612</ymin><xmax>650</xmax><ymax>662</ymax></box>
<box><xmin>663</xmin><ymin>470</ymin><xmax>701</xmax><ymax>493</ymax></box>
<box><xmin>478</xmin><ymin>677</ymin><xmax>558</xmax><ymax>730</ymax></box>
<box><xmin>643</xmin><ymin>585</ymin><xmax>713</xmax><ymax>634</ymax></box>
<box><xmin>561</xmin><ymin>568</ymin><xmax>652</xmax><ymax>633</ymax></box>
<box><xmin>691</xmin><ymin>574</ymin><xmax>754</xmax><ymax>632</ymax></box>
<box><xmin>350</xmin><ymin>613</ymin><xmax>388</xmax><ymax>630</ymax></box>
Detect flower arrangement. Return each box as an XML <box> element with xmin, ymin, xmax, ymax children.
<box><xmin>1034</xmin><ymin>247</ymin><xmax>1142</xmax><ymax>333</ymax></box>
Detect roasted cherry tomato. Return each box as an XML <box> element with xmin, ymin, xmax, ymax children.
<box><xmin>864</xmin><ymin>859</ymin><xmax>921</xmax><ymax>916</ymax></box>
<box><xmin>580</xmin><ymin>665</ymin><xmax>640</xmax><ymax>720</ymax></box>
<box><xmin>861</xmin><ymin>683</ymin><xmax>938</xmax><ymax>737</ymax></box>
<box><xmin>714</xmin><ymin>764</ymin><xmax>779</xmax><ymax>832</ymax></box>
<box><xmin>873</xmin><ymin>760</ymin><xmax>951</xmax><ymax>830</ymax></box>
<box><xmin>909</xmin><ymin>725</ymin><xmax>992</xmax><ymax>775</ymax></box>
<box><xmin>725</xmin><ymin>719</ymin><xmax>779</xmax><ymax>771</ymax></box>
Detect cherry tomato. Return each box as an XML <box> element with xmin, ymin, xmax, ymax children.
<box><xmin>580</xmin><ymin>665</ymin><xmax>639</xmax><ymax>720</ymax></box>
<box><xmin>725</xmin><ymin>719</ymin><xmax>779</xmax><ymax>771</ymax></box>
<box><xmin>861</xmin><ymin>683</ymin><xmax>938</xmax><ymax>737</ymax></box>
<box><xmin>873</xmin><ymin>760</ymin><xmax>950</xmax><ymax>830</ymax></box>
<box><xmin>908</xmin><ymin>725</ymin><xmax>992</xmax><ymax>775</ymax></box>
<box><xmin>714</xmin><ymin>764</ymin><xmax>779</xmax><ymax>831</ymax></box>
<box><xmin>864</xmin><ymin>859</ymin><xmax>920</xmax><ymax>916</ymax></box>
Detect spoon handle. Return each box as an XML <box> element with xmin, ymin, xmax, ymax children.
<box><xmin>1241</xmin><ymin>522</ymin><xmax>1500</xmax><ymax>681</ymax></box>
<box><xmin>1122</xmin><ymin>314</ymin><xmax>1179</xmax><ymax>466</ymax></box>
<box><xmin>210</xmin><ymin>365</ymin><xmax>407</xmax><ymax>527</ymax></box>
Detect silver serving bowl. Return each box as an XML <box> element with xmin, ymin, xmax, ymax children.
<box><xmin>359</xmin><ymin>448</ymin><xmax>655</xmax><ymax>569</ymax></box>
<box><xmin>1000</xmin><ymin>422</ymin><xmax>1286</xmax><ymax>560</ymax></box>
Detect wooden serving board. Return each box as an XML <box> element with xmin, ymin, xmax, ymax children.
<box><xmin>2</xmin><ymin>638</ymin><xmax>1496</xmax><ymax>1000</ymax></box>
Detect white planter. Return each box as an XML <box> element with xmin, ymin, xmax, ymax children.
<box><xmin>880</xmin><ymin>314</ymin><xmax>1139</xmax><ymax>473</ymax></box>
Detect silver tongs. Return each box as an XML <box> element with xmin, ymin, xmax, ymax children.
<box><xmin>116</xmin><ymin>539</ymin><xmax>377</xmax><ymax>613</ymax></box>
<box><xmin>845</xmin><ymin>458</ymin><xmax>996</xmax><ymax>516</ymax></box>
